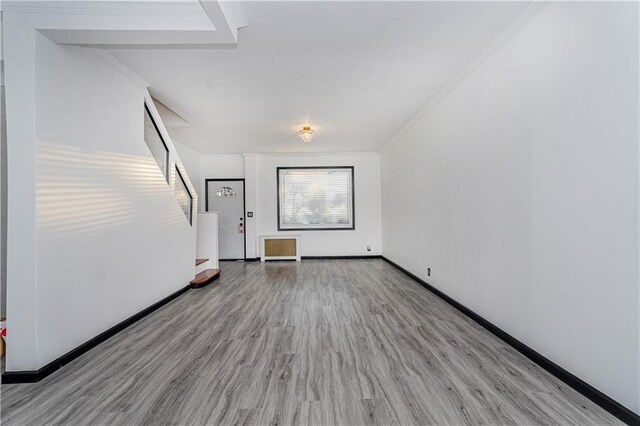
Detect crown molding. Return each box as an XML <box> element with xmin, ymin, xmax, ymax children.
<box><xmin>173</xmin><ymin>140</ymin><xmax>202</xmax><ymax>157</ymax></box>
<box><xmin>202</xmin><ymin>153</ymin><xmax>245</xmax><ymax>159</ymax></box>
<box><xmin>93</xmin><ymin>48</ymin><xmax>149</xmax><ymax>88</ymax></box>
<box><xmin>170</xmin><ymin>150</ymin><xmax>380</xmax><ymax>158</ymax></box>
<box><xmin>165</xmin><ymin>147</ymin><xmax>381</xmax><ymax>158</ymax></box>
<box><xmin>253</xmin><ymin>151</ymin><xmax>380</xmax><ymax>158</ymax></box>
<box><xmin>381</xmin><ymin>1</ymin><xmax>549</xmax><ymax>152</ymax></box>
<box><xmin>151</xmin><ymin>96</ymin><xmax>190</xmax><ymax>127</ymax></box>
<box><xmin>1</xmin><ymin>1</ymin><xmax>205</xmax><ymax>17</ymax></box>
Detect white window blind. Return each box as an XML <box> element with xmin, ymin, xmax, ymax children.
<box><xmin>278</xmin><ymin>167</ymin><xmax>354</xmax><ymax>230</ymax></box>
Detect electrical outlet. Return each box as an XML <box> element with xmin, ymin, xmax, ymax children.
<box><xmin>427</xmin><ymin>268</ymin><xmax>431</xmax><ymax>277</ymax></box>
<box><xmin>367</xmin><ymin>246</ymin><xmax>371</xmax><ymax>252</ymax></box>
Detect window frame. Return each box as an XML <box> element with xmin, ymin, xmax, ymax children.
<box><xmin>175</xmin><ymin>165</ymin><xmax>193</xmax><ymax>226</ymax></box>
<box><xmin>144</xmin><ymin>101</ymin><xmax>170</xmax><ymax>183</ymax></box>
<box><xmin>277</xmin><ymin>166</ymin><xmax>355</xmax><ymax>231</ymax></box>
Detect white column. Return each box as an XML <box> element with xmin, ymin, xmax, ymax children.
<box><xmin>243</xmin><ymin>154</ymin><xmax>258</xmax><ymax>259</ymax></box>
<box><xmin>4</xmin><ymin>13</ymin><xmax>39</xmax><ymax>371</ymax></box>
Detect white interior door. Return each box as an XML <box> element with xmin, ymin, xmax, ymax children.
<box><xmin>207</xmin><ymin>180</ymin><xmax>245</xmax><ymax>260</ymax></box>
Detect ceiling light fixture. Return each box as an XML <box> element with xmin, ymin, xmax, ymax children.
<box><xmin>299</xmin><ymin>126</ymin><xmax>315</xmax><ymax>143</ymax></box>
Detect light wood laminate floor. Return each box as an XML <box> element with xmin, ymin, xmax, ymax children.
<box><xmin>1</xmin><ymin>260</ymin><xmax>620</xmax><ymax>425</ymax></box>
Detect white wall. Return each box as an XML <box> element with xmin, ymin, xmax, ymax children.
<box><xmin>174</xmin><ymin>140</ymin><xmax>203</xmax><ymax>201</ymax></box>
<box><xmin>32</xmin><ymin>35</ymin><xmax>197</xmax><ymax>368</ymax></box>
<box><xmin>381</xmin><ymin>2</ymin><xmax>639</xmax><ymax>414</ymax></box>
<box><xmin>196</xmin><ymin>212</ymin><xmax>219</xmax><ymax>269</ymax></box>
<box><xmin>4</xmin><ymin>12</ymin><xmax>198</xmax><ymax>370</ymax></box>
<box><xmin>185</xmin><ymin>152</ymin><xmax>382</xmax><ymax>258</ymax></box>
<box><xmin>202</xmin><ymin>154</ymin><xmax>245</xmax><ymax>180</ymax></box>
<box><xmin>243</xmin><ymin>154</ymin><xmax>258</xmax><ymax>258</ymax></box>
<box><xmin>200</xmin><ymin>154</ymin><xmax>245</xmax><ymax>213</ymax></box>
<box><xmin>1</xmin><ymin>14</ymin><xmax>7</xmax><ymax>320</ymax></box>
<box><xmin>255</xmin><ymin>153</ymin><xmax>382</xmax><ymax>257</ymax></box>
<box><xmin>4</xmin><ymin>10</ymin><xmax>39</xmax><ymax>370</ymax></box>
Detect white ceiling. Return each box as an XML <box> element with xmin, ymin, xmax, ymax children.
<box><xmin>108</xmin><ymin>1</ymin><xmax>529</xmax><ymax>154</ymax></box>
<box><xmin>5</xmin><ymin>1</ymin><xmax>246</xmax><ymax>45</ymax></box>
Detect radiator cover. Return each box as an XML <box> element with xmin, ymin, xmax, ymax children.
<box><xmin>260</xmin><ymin>235</ymin><xmax>301</xmax><ymax>261</ymax></box>
<box><xmin>265</xmin><ymin>238</ymin><xmax>297</xmax><ymax>257</ymax></box>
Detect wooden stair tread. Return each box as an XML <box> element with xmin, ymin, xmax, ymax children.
<box><xmin>190</xmin><ymin>269</ymin><xmax>221</xmax><ymax>288</ymax></box>
<box><xmin>195</xmin><ymin>258</ymin><xmax>209</xmax><ymax>266</ymax></box>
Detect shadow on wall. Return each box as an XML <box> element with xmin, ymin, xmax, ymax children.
<box><xmin>36</xmin><ymin>142</ymin><xmax>188</xmax><ymax>240</ymax></box>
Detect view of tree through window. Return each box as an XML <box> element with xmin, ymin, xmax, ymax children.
<box><xmin>278</xmin><ymin>167</ymin><xmax>354</xmax><ymax>230</ymax></box>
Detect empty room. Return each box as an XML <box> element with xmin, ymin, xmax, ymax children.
<box><xmin>0</xmin><ymin>0</ymin><xmax>638</xmax><ymax>424</ymax></box>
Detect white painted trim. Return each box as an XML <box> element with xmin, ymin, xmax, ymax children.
<box><xmin>151</xmin><ymin>96</ymin><xmax>190</xmax><ymax>127</ymax></box>
<box><xmin>253</xmin><ymin>152</ymin><xmax>380</xmax><ymax>158</ymax></box>
<box><xmin>203</xmin><ymin>153</ymin><xmax>251</xmax><ymax>160</ymax></box>
<box><xmin>93</xmin><ymin>48</ymin><xmax>149</xmax><ymax>88</ymax></box>
<box><xmin>197</xmin><ymin>0</ymin><xmax>239</xmax><ymax>43</ymax></box>
<box><xmin>173</xmin><ymin>140</ymin><xmax>202</xmax><ymax>157</ymax></box>
<box><xmin>380</xmin><ymin>1</ymin><xmax>549</xmax><ymax>152</ymax></box>
<box><xmin>1</xmin><ymin>2</ymin><xmax>205</xmax><ymax>18</ymax></box>
<box><xmin>180</xmin><ymin>150</ymin><xmax>380</xmax><ymax>157</ymax></box>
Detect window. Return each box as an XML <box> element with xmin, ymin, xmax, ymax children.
<box><xmin>175</xmin><ymin>166</ymin><xmax>193</xmax><ymax>225</ymax></box>
<box><xmin>278</xmin><ymin>167</ymin><xmax>354</xmax><ymax>231</ymax></box>
<box><xmin>216</xmin><ymin>186</ymin><xmax>237</xmax><ymax>198</ymax></box>
<box><xmin>143</xmin><ymin>102</ymin><xmax>170</xmax><ymax>183</ymax></box>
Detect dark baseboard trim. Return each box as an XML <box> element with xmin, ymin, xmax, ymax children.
<box><xmin>302</xmin><ymin>255</ymin><xmax>382</xmax><ymax>260</ymax></box>
<box><xmin>2</xmin><ymin>285</ymin><xmax>191</xmax><ymax>384</ymax></box>
<box><xmin>250</xmin><ymin>256</ymin><xmax>382</xmax><ymax>261</ymax></box>
<box><xmin>381</xmin><ymin>256</ymin><xmax>639</xmax><ymax>426</ymax></box>
<box><xmin>244</xmin><ymin>258</ymin><xmax>260</xmax><ymax>262</ymax></box>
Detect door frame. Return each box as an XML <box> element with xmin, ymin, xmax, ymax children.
<box><xmin>205</xmin><ymin>178</ymin><xmax>246</xmax><ymax>261</ymax></box>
